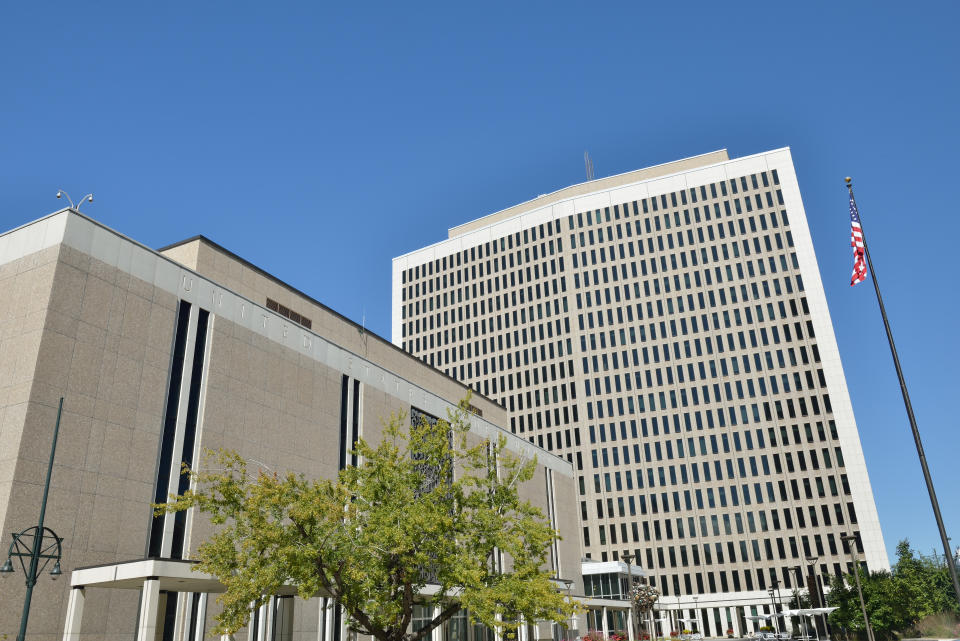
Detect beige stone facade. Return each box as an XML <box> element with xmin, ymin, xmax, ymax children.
<box><xmin>0</xmin><ymin>211</ymin><xmax>580</xmax><ymax>641</ymax></box>
<box><xmin>393</xmin><ymin>148</ymin><xmax>887</xmax><ymax>636</ymax></box>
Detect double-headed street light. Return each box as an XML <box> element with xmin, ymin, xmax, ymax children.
<box><xmin>767</xmin><ymin>588</ymin><xmax>781</xmax><ymax>636</ymax></box>
<box><xmin>0</xmin><ymin>398</ymin><xmax>66</xmax><ymax>641</ymax></box>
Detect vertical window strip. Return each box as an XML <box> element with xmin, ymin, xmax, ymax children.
<box><xmin>148</xmin><ymin>301</ymin><xmax>192</xmax><ymax>557</ymax></box>
<box><xmin>545</xmin><ymin>469</ymin><xmax>560</xmax><ymax>575</ymax></box>
<box><xmin>160</xmin><ymin>592</ymin><xmax>178</xmax><ymax>641</ymax></box>
<box><xmin>186</xmin><ymin>594</ymin><xmax>201</xmax><ymax>641</ymax></box>
<box><xmin>320</xmin><ymin>598</ymin><xmax>328</xmax><ymax>641</ymax></box>
<box><xmin>338</xmin><ymin>375</ymin><xmax>350</xmax><ymax>471</ymax></box>
<box><xmin>350</xmin><ymin>379</ymin><xmax>361</xmax><ymax>466</ymax></box>
<box><xmin>250</xmin><ymin>606</ymin><xmax>260</xmax><ymax>641</ymax></box>
<box><xmin>332</xmin><ymin>601</ymin><xmax>342</xmax><ymax>641</ymax></box>
<box><xmin>171</xmin><ymin>308</ymin><xmax>210</xmax><ymax>558</ymax></box>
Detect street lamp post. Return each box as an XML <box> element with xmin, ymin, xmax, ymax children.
<box><xmin>805</xmin><ymin>556</ymin><xmax>827</xmax><ymax>639</ymax></box>
<box><xmin>692</xmin><ymin>596</ymin><xmax>699</xmax><ymax>636</ymax></box>
<box><xmin>840</xmin><ymin>535</ymin><xmax>874</xmax><ymax>641</ymax></box>
<box><xmin>771</xmin><ymin>576</ymin><xmax>785</xmax><ymax>612</ymax></box>
<box><xmin>623</xmin><ymin>552</ymin><xmax>637</xmax><ymax>641</ymax></box>
<box><xmin>770</xmin><ymin>575</ymin><xmax>785</xmax><ymax>636</ymax></box>
<box><xmin>791</xmin><ymin>566</ymin><xmax>810</xmax><ymax>641</ymax></box>
<box><xmin>0</xmin><ymin>398</ymin><xmax>66</xmax><ymax>641</ymax></box>
<box><xmin>561</xmin><ymin>578</ymin><xmax>574</xmax><ymax>641</ymax></box>
<box><xmin>767</xmin><ymin>588</ymin><xmax>781</xmax><ymax>637</ymax></box>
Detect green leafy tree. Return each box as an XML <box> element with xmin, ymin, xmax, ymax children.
<box><xmin>827</xmin><ymin>540</ymin><xmax>959</xmax><ymax>640</ymax></box>
<box><xmin>893</xmin><ymin>541</ymin><xmax>958</xmax><ymax>619</ymax></box>
<box><xmin>158</xmin><ymin>401</ymin><xmax>577</xmax><ymax>640</ymax></box>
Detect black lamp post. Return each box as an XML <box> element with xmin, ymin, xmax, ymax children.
<box><xmin>767</xmin><ymin>588</ymin><xmax>780</xmax><ymax>636</ymax></box>
<box><xmin>805</xmin><ymin>556</ymin><xmax>826</xmax><ymax>638</ymax></box>
<box><xmin>561</xmin><ymin>578</ymin><xmax>574</xmax><ymax>641</ymax></box>
<box><xmin>0</xmin><ymin>398</ymin><xmax>66</xmax><ymax>641</ymax></box>
<box><xmin>791</xmin><ymin>566</ymin><xmax>810</xmax><ymax>640</ymax></box>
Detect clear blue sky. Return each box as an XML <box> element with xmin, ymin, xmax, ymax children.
<box><xmin>2</xmin><ymin>1</ymin><xmax>957</xmax><ymax>565</ymax></box>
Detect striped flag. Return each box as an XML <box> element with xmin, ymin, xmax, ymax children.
<box><xmin>849</xmin><ymin>194</ymin><xmax>867</xmax><ymax>286</ymax></box>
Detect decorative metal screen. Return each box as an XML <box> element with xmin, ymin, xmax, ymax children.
<box><xmin>410</xmin><ymin>407</ymin><xmax>451</xmax><ymax>496</ymax></box>
<box><xmin>410</xmin><ymin>407</ymin><xmax>452</xmax><ymax>584</ymax></box>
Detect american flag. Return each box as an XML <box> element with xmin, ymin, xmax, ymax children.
<box><xmin>849</xmin><ymin>194</ymin><xmax>867</xmax><ymax>286</ymax></box>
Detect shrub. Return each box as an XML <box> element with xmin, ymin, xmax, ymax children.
<box><xmin>912</xmin><ymin>612</ymin><xmax>960</xmax><ymax>639</ymax></box>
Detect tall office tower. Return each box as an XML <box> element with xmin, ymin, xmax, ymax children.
<box><xmin>393</xmin><ymin>148</ymin><xmax>887</xmax><ymax>634</ymax></box>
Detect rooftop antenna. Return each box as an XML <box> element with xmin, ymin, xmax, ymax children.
<box><xmin>584</xmin><ymin>151</ymin><xmax>595</xmax><ymax>181</ymax></box>
<box><xmin>56</xmin><ymin>190</ymin><xmax>94</xmax><ymax>212</ymax></box>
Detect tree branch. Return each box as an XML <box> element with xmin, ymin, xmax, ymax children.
<box><xmin>409</xmin><ymin>601</ymin><xmax>463</xmax><ymax>641</ymax></box>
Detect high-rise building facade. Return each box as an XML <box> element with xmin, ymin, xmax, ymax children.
<box><xmin>393</xmin><ymin>148</ymin><xmax>887</xmax><ymax>635</ymax></box>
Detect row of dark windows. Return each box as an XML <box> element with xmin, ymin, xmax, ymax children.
<box><xmin>590</xmin><ymin>532</ymin><xmax>861</xmax><ymax>600</ymax></box>
<box><xmin>592</xmin><ymin>515</ymin><xmax>856</xmax><ymax>563</ymax></box>
<box><xmin>402</xmin><ymin>188</ymin><xmax>793</xmax><ymax>324</ymax></box>
<box><xmin>402</xmin><ymin>176</ymin><xmax>789</xmax><ymax>327</ymax></box>
<box><xmin>589</xmin><ymin>442</ymin><xmax>845</xmax><ymax>481</ymax></box>
<box><xmin>590</xmin><ymin>487</ymin><xmax>851</xmax><ymax>527</ymax></box>
<box><xmin>402</xmin><ymin>207</ymin><xmax>793</xmax><ymax>327</ymax></box>
<box><xmin>586</xmin><ymin>466</ymin><xmax>850</xmax><ymax>508</ymax></box>
<box><xmin>400</xmin><ymin>170</ymin><xmax>782</xmax><ymax>286</ymax></box>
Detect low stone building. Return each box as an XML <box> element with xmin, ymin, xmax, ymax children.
<box><xmin>0</xmin><ymin>209</ymin><xmax>584</xmax><ymax>641</ymax></box>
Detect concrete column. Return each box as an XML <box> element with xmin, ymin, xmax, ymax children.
<box><xmin>193</xmin><ymin>594</ymin><xmax>208</xmax><ymax>641</ymax></box>
<box><xmin>601</xmin><ymin>607</ymin><xmax>609</xmax><ymax>640</ymax></box>
<box><xmin>137</xmin><ymin>579</ymin><xmax>162</xmax><ymax>641</ymax></box>
<box><xmin>172</xmin><ymin>592</ymin><xmax>189</xmax><ymax>641</ymax></box>
<box><xmin>316</xmin><ymin>600</ymin><xmax>323</xmax><ymax>641</ymax></box>
<box><xmin>318</xmin><ymin>599</ymin><xmax>330</xmax><ymax>641</ymax></box>
<box><xmin>627</xmin><ymin>608</ymin><xmax>635</xmax><ymax>641</ymax></box>
<box><xmin>62</xmin><ymin>586</ymin><xmax>85</xmax><ymax>641</ymax></box>
<box><xmin>317</xmin><ymin>597</ymin><xmax>333</xmax><ymax>641</ymax></box>
<box><xmin>266</xmin><ymin>597</ymin><xmax>277</xmax><ymax>641</ymax></box>
<box><xmin>433</xmin><ymin>606</ymin><xmax>444</xmax><ymax>641</ymax></box>
<box><xmin>256</xmin><ymin>600</ymin><xmax>270</xmax><ymax>641</ymax></box>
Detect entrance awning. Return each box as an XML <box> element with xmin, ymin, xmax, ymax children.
<box><xmin>72</xmin><ymin>558</ymin><xmax>226</xmax><ymax>593</ymax></box>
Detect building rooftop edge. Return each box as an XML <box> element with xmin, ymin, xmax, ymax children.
<box><xmin>392</xmin><ymin>146</ymin><xmax>792</xmax><ymax>263</ymax></box>
<box><xmin>156</xmin><ymin>234</ymin><xmax>517</xmax><ymax>414</ymax></box>
<box><xmin>447</xmin><ymin>148</ymin><xmax>730</xmax><ymax>238</ymax></box>
<box><xmin>5</xmin><ymin>210</ymin><xmax>572</xmax><ymax>466</ymax></box>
